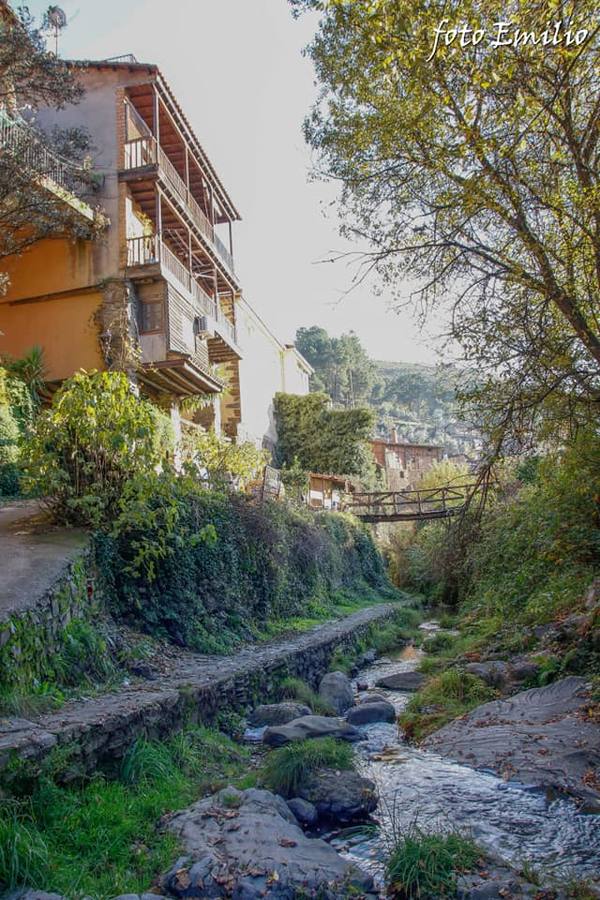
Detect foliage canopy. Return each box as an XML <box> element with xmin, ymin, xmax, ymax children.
<box><xmin>291</xmin><ymin>0</ymin><xmax>600</xmax><ymax>453</ymax></box>
<box><xmin>0</xmin><ymin>6</ymin><xmax>100</xmax><ymax>280</ymax></box>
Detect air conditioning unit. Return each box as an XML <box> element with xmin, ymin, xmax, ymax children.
<box><xmin>194</xmin><ymin>315</ymin><xmax>214</xmax><ymax>338</ymax></box>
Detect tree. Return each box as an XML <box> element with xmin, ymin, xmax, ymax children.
<box><xmin>291</xmin><ymin>0</ymin><xmax>600</xmax><ymax>454</ymax></box>
<box><xmin>274</xmin><ymin>391</ymin><xmax>376</xmax><ymax>480</ymax></box>
<box><xmin>0</xmin><ymin>4</ymin><xmax>99</xmax><ymax>284</ymax></box>
<box><xmin>295</xmin><ymin>325</ymin><xmax>378</xmax><ymax>406</ymax></box>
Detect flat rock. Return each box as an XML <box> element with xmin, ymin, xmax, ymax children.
<box><xmin>346</xmin><ymin>700</ymin><xmax>396</xmax><ymax>725</ymax></box>
<box><xmin>248</xmin><ymin>702</ymin><xmax>312</xmax><ymax>727</ymax></box>
<box><xmin>164</xmin><ymin>786</ymin><xmax>374</xmax><ymax>898</ymax></box>
<box><xmin>286</xmin><ymin>797</ymin><xmax>318</xmax><ymax>826</ymax></box>
<box><xmin>423</xmin><ymin>676</ymin><xmax>600</xmax><ymax>808</ymax></box>
<box><xmin>297</xmin><ymin>769</ymin><xmax>378</xmax><ymax>823</ymax></box>
<box><xmin>263</xmin><ymin>715</ymin><xmax>362</xmax><ymax>748</ymax></box>
<box><xmin>318</xmin><ymin>671</ymin><xmax>354</xmax><ymax>714</ymax></box>
<box><xmin>375</xmin><ymin>671</ymin><xmax>426</xmax><ymax>692</ymax></box>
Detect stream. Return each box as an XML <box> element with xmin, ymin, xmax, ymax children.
<box><xmin>330</xmin><ymin>627</ymin><xmax>600</xmax><ymax>890</ymax></box>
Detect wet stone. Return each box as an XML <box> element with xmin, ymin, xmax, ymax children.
<box><xmin>375</xmin><ymin>670</ymin><xmax>426</xmax><ymax>692</ymax></box>
<box><xmin>263</xmin><ymin>715</ymin><xmax>363</xmax><ymax>748</ymax></box>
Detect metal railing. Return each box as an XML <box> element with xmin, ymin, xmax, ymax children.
<box><xmin>0</xmin><ymin>109</ymin><xmax>89</xmax><ymax>196</ymax></box>
<box><xmin>123</xmin><ymin>136</ymin><xmax>235</xmax><ymax>274</ymax></box>
<box><xmin>126</xmin><ymin>235</ymin><xmax>237</xmax><ymax>346</ymax></box>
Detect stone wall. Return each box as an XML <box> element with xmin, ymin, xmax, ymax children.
<box><xmin>0</xmin><ymin>552</ymin><xmax>99</xmax><ymax>690</ymax></box>
<box><xmin>0</xmin><ymin>604</ymin><xmax>398</xmax><ymax>782</ymax></box>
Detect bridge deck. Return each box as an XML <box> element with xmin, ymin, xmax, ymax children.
<box><xmin>342</xmin><ymin>483</ymin><xmax>479</xmax><ymax>523</ymax></box>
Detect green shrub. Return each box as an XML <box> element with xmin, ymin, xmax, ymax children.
<box><xmin>399</xmin><ymin>670</ymin><xmax>496</xmax><ymax>741</ymax></box>
<box><xmin>273</xmin><ymin>391</ymin><xmax>377</xmax><ymax>482</ymax></box>
<box><xmin>401</xmin><ymin>431</ymin><xmax>600</xmax><ymax>668</ymax></box>
<box><xmin>386</xmin><ymin>828</ymin><xmax>480</xmax><ymax>898</ymax></box>
<box><xmin>98</xmin><ymin>470</ymin><xmax>393</xmax><ymax>651</ymax></box>
<box><xmin>52</xmin><ymin>620</ymin><xmax>116</xmax><ymax>687</ymax></box>
<box><xmin>261</xmin><ymin>737</ymin><xmax>354</xmax><ymax>796</ymax></box>
<box><xmin>277</xmin><ymin>676</ymin><xmax>335</xmax><ymax>716</ymax></box>
<box><xmin>24</xmin><ymin>370</ymin><xmax>173</xmax><ymax>526</ymax></box>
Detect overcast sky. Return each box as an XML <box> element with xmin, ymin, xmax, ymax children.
<box><xmin>24</xmin><ymin>0</ymin><xmax>446</xmax><ymax>364</ymax></box>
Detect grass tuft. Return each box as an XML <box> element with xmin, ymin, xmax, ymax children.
<box><xmin>261</xmin><ymin>737</ymin><xmax>354</xmax><ymax>797</ymax></box>
<box><xmin>386</xmin><ymin>827</ymin><xmax>480</xmax><ymax>898</ymax></box>
<box><xmin>399</xmin><ymin>670</ymin><xmax>496</xmax><ymax>742</ymax></box>
<box><xmin>277</xmin><ymin>676</ymin><xmax>335</xmax><ymax>716</ymax></box>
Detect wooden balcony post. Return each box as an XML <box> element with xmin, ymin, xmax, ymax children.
<box><xmin>155</xmin><ymin>188</ymin><xmax>162</xmax><ymax>238</ymax></box>
<box><xmin>185</xmin><ymin>146</ymin><xmax>190</xmax><ymax>203</ymax></box>
<box><xmin>228</xmin><ymin>219</ymin><xmax>234</xmax><ymax>257</ymax></box>
<box><xmin>152</xmin><ymin>85</ymin><xmax>160</xmax><ymax>142</ymax></box>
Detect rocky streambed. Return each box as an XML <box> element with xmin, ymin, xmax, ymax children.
<box><xmin>332</xmin><ymin>639</ymin><xmax>600</xmax><ymax>894</ymax></box>
<box><xmin>14</xmin><ymin>622</ymin><xmax>599</xmax><ymax>899</ymax></box>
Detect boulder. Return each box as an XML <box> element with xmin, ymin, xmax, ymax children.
<box><xmin>509</xmin><ymin>659</ymin><xmax>541</xmax><ymax>684</ymax></box>
<box><xmin>423</xmin><ymin>676</ymin><xmax>600</xmax><ymax>809</ymax></box>
<box><xmin>346</xmin><ymin>700</ymin><xmax>396</xmax><ymax>725</ymax></box>
<box><xmin>248</xmin><ymin>702</ymin><xmax>311</xmax><ymax>727</ymax></box>
<box><xmin>6</xmin><ymin>894</ymin><xmax>67</xmax><ymax>900</ymax></box>
<box><xmin>263</xmin><ymin>715</ymin><xmax>362</xmax><ymax>748</ymax></box>
<box><xmin>114</xmin><ymin>896</ymin><xmax>170</xmax><ymax>900</ymax></box>
<box><xmin>286</xmin><ymin>797</ymin><xmax>318</xmax><ymax>827</ymax></box>
<box><xmin>359</xmin><ymin>693</ymin><xmax>387</xmax><ymax>704</ymax></box>
<box><xmin>375</xmin><ymin>671</ymin><xmax>426</xmax><ymax>692</ymax></box>
<box><xmin>464</xmin><ymin>661</ymin><xmax>509</xmax><ymax>688</ymax></box>
<box><xmin>318</xmin><ymin>671</ymin><xmax>354</xmax><ymax>714</ymax></box>
<box><xmin>164</xmin><ymin>786</ymin><xmax>374</xmax><ymax>898</ymax></box>
<box><xmin>359</xmin><ymin>649</ymin><xmax>378</xmax><ymax>666</ymax></box>
<box><xmin>297</xmin><ymin>770</ymin><xmax>378</xmax><ymax>824</ymax></box>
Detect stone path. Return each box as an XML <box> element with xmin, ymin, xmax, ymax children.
<box><xmin>0</xmin><ymin>500</ymin><xmax>86</xmax><ymax>619</ymax></box>
<box><xmin>0</xmin><ymin>603</ymin><xmax>397</xmax><ymax>778</ymax></box>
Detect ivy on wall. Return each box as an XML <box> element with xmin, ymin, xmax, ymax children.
<box><xmin>97</xmin><ymin>473</ymin><xmax>391</xmax><ymax>653</ymax></box>
<box><xmin>273</xmin><ymin>392</ymin><xmax>376</xmax><ymax>481</ymax></box>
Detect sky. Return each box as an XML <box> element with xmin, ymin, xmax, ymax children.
<box><xmin>24</xmin><ymin>0</ymin><xmax>446</xmax><ymax>365</ymax></box>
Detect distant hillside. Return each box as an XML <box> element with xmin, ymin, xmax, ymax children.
<box><xmin>371</xmin><ymin>360</ymin><xmax>480</xmax><ymax>457</ymax></box>
<box><xmin>294</xmin><ymin>327</ymin><xmax>480</xmax><ymax>458</ymax></box>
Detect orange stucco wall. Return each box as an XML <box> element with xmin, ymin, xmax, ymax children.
<box><xmin>0</xmin><ymin>290</ymin><xmax>104</xmax><ymax>381</ymax></box>
<box><xmin>0</xmin><ymin>236</ymin><xmax>100</xmax><ymax>303</ymax></box>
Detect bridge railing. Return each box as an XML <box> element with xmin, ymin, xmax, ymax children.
<box><xmin>342</xmin><ymin>482</ymin><xmax>480</xmax><ymax>522</ymax></box>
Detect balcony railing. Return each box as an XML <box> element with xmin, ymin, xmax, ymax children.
<box><xmin>123</xmin><ymin>137</ymin><xmax>235</xmax><ymax>274</ymax></box>
<box><xmin>127</xmin><ymin>235</ymin><xmax>237</xmax><ymax>345</ymax></box>
<box><xmin>0</xmin><ymin>109</ymin><xmax>90</xmax><ymax>197</ymax></box>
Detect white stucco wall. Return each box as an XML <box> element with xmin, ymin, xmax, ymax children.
<box><xmin>235</xmin><ymin>299</ymin><xmax>312</xmax><ymax>451</ymax></box>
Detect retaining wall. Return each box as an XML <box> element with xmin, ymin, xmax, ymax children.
<box><xmin>0</xmin><ymin>603</ymin><xmax>398</xmax><ymax>781</ymax></box>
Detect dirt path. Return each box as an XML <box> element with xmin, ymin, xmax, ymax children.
<box><xmin>0</xmin><ymin>500</ymin><xmax>86</xmax><ymax>619</ymax></box>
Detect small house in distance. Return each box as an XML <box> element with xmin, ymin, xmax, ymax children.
<box><xmin>308</xmin><ymin>473</ymin><xmax>357</xmax><ymax>511</ymax></box>
<box><xmin>371</xmin><ymin>428</ymin><xmax>442</xmax><ymax>490</ymax></box>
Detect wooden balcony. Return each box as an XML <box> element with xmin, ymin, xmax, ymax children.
<box><xmin>127</xmin><ymin>235</ymin><xmax>240</xmax><ymax>360</ymax></box>
<box><xmin>122</xmin><ymin>136</ymin><xmax>236</xmax><ymax>279</ymax></box>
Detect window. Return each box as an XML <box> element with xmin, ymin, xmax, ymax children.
<box><xmin>140</xmin><ymin>300</ymin><xmax>164</xmax><ymax>334</ymax></box>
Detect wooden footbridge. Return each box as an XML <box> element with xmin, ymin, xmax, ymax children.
<box><xmin>341</xmin><ymin>483</ymin><xmax>480</xmax><ymax>523</ymax></box>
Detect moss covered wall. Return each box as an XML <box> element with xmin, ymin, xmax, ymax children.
<box><xmin>0</xmin><ymin>554</ymin><xmax>99</xmax><ymax>690</ymax></box>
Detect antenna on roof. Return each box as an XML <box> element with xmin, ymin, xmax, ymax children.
<box><xmin>44</xmin><ymin>5</ymin><xmax>67</xmax><ymax>56</ymax></box>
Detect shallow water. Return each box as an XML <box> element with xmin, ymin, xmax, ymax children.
<box><xmin>332</xmin><ymin>634</ymin><xmax>600</xmax><ymax>886</ymax></box>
